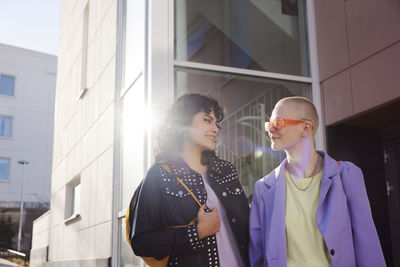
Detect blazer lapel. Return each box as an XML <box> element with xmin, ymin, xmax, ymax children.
<box><xmin>262</xmin><ymin>160</ymin><xmax>287</xmax><ymax>265</ymax></box>
<box><xmin>316</xmin><ymin>151</ymin><xmax>340</xmax><ymax>228</ymax></box>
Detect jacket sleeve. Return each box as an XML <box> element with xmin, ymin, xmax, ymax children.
<box><xmin>130</xmin><ymin>165</ymin><xmax>206</xmax><ymax>259</ymax></box>
<box><xmin>340</xmin><ymin>162</ymin><xmax>386</xmax><ymax>266</ymax></box>
<box><xmin>249</xmin><ymin>181</ymin><xmax>266</xmax><ymax>267</ymax></box>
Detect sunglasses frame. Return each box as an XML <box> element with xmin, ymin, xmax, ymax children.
<box><xmin>265</xmin><ymin>117</ymin><xmax>313</xmax><ymax>132</ymax></box>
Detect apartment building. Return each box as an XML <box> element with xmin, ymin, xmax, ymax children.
<box><xmin>0</xmin><ymin>43</ymin><xmax>56</xmax><ymax>253</ymax></box>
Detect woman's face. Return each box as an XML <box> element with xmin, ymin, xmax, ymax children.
<box><xmin>185</xmin><ymin>110</ymin><xmax>219</xmax><ymax>151</ymax></box>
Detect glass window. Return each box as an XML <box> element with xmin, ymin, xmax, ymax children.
<box><xmin>120</xmin><ymin>75</ymin><xmax>146</xmax><ymax>211</ymax></box>
<box><xmin>123</xmin><ymin>0</ymin><xmax>145</xmax><ymax>90</ymax></box>
<box><xmin>0</xmin><ymin>116</ymin><xmax>12</xmax><ymax>138</ymax></box>
<box><xmin>73</xmin><ymin>183</ymin><xmax>81</xmax><ymax>215</ymax></box>
<box><xmin>118</xmin><ymin>217</ymin><xmax>142</xmax><ymax>267</ymax></box>
<box><xmin>175</xmin><ymin>67</ymin><xmax>311</xmax><ymax>197</ymax></box>
<box><xmin>81</xmin><ymin>5</ymin><xmax>89</xmax><ymax>90</ymax></box>
<box><xmin>65</xmin><ymin>180</ymin><xmax>81</xmax><ymax>219</ymax></box>
<box><xmin>175</xmin><ymin>0</ymin><xmax>309</xmax><ymax>76</ymax></box>
<box><xmin>0</xmin><ymin>158</ymin><xmax>10</xmax><ymax>181</ymax></box>
<box><xmin>118</xmin><ymin>1</ymin><xmax>147</xmax><ymax>265</ymax></box>
<box><xmin>0</xmin><ymin>75</ymin><xmax>15</xmax><ymax>96</ymax></box>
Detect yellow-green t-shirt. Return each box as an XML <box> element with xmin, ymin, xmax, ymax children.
<box><xmin>285</xmin><ymin>170</ymin><xmax>331</xmax><ymax>267</ymax></box>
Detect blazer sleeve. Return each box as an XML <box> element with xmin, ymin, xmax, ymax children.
<box><xmin>131</xmin><ymin>165</ymin><xmax>205</xmax><ymax>259</ymax></box>
<box><xmin>340</xmin><ymin>162</ymin><xmax>386</xmax><ymax>266</ymax></box>
<box><xmin>249</xmin><ymin>181</ymin><xmax>266</xmax><ymax>267</ymax></box>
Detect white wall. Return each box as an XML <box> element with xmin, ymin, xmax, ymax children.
<box><xmin>0</xmin><ymin>43</ymin><xmax>56</xmax><ymax>204</ymax></box>
<box><xmin>46</xmin><ymin>0</ymin><xmax>117</xmax><ymax>264</ymax></box>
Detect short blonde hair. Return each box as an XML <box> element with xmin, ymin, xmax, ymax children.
<box><xmin>275</xmin><ymin>96</ymin><xmax>319</xmax><ymax>133</ymax></box>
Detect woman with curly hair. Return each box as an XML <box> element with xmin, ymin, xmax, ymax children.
<box><xmin>130</xmin><ymin>93</ymin><xmax>250</xmax><ymax>267</ymax></box>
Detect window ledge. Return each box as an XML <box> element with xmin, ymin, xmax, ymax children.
<box><xmin>0</xmin><ymin>94</ymin><xmax>15</xmax><ymax>99</ymax></box>
<box><xmin>64</xmin><ymin>213</ymin><xmax>80</xmax><ymax>225</ymax></box>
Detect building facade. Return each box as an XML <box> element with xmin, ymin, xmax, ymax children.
<box><xmin>315</xmin><ymin>1</ymin><xmax>400</xmax><ymax>266</ymax></box>
<box><xmin>0</xmin><ymin>43</ymin><xmax>56</xmax><ymax>253</ymax></box>
<box><xmin>31</xmin><ymin>0</ymin><xmax>400</xmax><ymax>266</ymax></box>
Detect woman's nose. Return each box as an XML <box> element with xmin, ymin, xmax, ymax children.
<box><xmin>213</xmin><ymin>125</ymin><xmax>219</xmax><ymax>134</ymax></box>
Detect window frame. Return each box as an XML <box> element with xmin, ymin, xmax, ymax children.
<box><xmin>0</xmin><ymin>73</ymin><xmax>16</xmax><ymax>97</ymax></box>
<box><xmin>0</xmin><ymin>157</ymin><xmax>11</xmax><ymax>182</ymax></box>
<box><xmin>64</xmin><ymin>177</ymin><xmax>81</xmax><ymax>224</ymax></box>
<box><xmin>0</xmin><ymin>115</ymin><xmax>13</xmax><ymax>139</ymax></box>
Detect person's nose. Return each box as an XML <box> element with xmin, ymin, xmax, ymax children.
<box><xmin>213</xmin><ymin>124</ymin><xmax>219</xmax><ymax>134</ymax></box>
<box><xmin>265</xmin><ymin>122</ymin><xmax>275</xmax><ymax>133</ymax></box>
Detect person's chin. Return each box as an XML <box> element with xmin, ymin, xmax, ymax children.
<box><xmin>201</xmin><ymin>142</ymin><xmax>215</xmax><ymax>151</ymax></box>
<box><xmin>206</xmin><ymin>144</ymin><xmax>216</xmax><ymax>151</ymax></box>
<box><xmin>271</xmin><ymin>142</ymin><xmax>283</xmax><ymax>151</ymax></box>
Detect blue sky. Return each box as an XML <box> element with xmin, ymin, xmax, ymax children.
<box><xmin>0</xmin><ymin>0</ymin><xmax>61</xmax><ymax>55</ymax></box>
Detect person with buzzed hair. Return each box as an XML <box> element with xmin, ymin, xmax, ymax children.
<box><xmin>249</xmin><ymin>97</ymin><xmax>385</xmax><ymax>267</ymax></box>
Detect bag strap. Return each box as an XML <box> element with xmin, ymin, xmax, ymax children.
<box><xmin>160</xmin><ymin>163</ymin><xmax>204</xmax><ymax>210</ymax></box>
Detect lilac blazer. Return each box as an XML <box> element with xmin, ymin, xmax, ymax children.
<box><xmin>249</xmin><ymin>151</ymin><xmax>386</xmax><ymax>267</ymax></box>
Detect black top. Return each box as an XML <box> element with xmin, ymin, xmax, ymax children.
<box><xmin>131</xmin><ymin>156</ymin><xmax>250</xmax><ymax>267</ymax></box>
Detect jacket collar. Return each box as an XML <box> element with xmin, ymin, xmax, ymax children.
<box><xmin>263</xmin><ymin>150</ymin><xmax>340</xmax><ymax>187</ymax></box>
<box><xmin>207</xmin><ymin>156</ymin><xmax>225</xmax><ymax>176</ymax></box>
<box><xmin>165</xmin><ymin>155</ymin><xmax>223</xmax><ymax>177</ymax></box>
<box><xmin>320</xmin><ymin>150</ymin><xmax>341</xmax><ymax>177</ymax></box>
<box><xmin>263</xmin><ymin>158</ymin><xmax>287</xmax><ymax>188</ymax></box>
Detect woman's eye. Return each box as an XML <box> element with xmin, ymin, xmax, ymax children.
<box><xmin>203</xmin><ymin>118</ymin><xmax>211</xmax><ymax>123</ymax></box>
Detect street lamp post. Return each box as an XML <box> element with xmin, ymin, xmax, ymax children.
<box><xmin>17</xmin><ymin>160</ymin><xmax>29</xmax><ymax>252</ymax></box>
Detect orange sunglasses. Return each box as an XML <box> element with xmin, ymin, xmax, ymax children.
<box><xmin>265</xmin><ymin>117</ymin><xmax>313</xmax><ymax>132</ymax></box>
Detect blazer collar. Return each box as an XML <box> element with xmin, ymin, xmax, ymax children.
<box><xmin>320</xmin><ymin>150</ymin><xmax>341</xmax><ymax>178</ymax></box>
<box><xmin>263</xmin><ymin>158</ymin><xmax>287</xmax><ymax>188</ymax></box>
<box><xmin>263</xmin><ymin>150</ymin><xmax>340</xmax><ymax>186</ymax></box>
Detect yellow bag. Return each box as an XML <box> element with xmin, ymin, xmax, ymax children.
<box><xmin>125</xmin><ymin>163</ymin><xmax>203</xmax><ymax>267</ymax></box>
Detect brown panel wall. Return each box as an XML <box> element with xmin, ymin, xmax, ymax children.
<box><xmin>322</xmin><ymin>70</ymin><xmax>353</xmax><ymax>124</ymax></box>
<box><xmin>351</xmin><ymin>42</ymin><xmax>400</xmax><ymax>114</ymax></box>
<box><xmin>315</xmin><ymin>0</ymin><xmax>400</xmax><ymax>125</ymax></box>
<box><xmin>345</xmin><ymin>0</ymin><xmax>400</xmax><ymax>64</ymax></box>
<box><xmin>314</xmin><ymin>0</ymin><xmax>349</xmax><ymax>81</ymax></box>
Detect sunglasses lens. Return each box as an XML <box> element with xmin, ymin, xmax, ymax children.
<box><xmin>274</xmin><ymin>119</ymin><xmax>283</xmax><ymax>129</ymax></box>
<box><xmin>265</xmin><ymin>122</ymin><xmax>272</xmax><ymax>132</ymax></box>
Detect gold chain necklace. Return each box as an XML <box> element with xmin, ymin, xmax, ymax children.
<box><xmin>287</xmin><ymin>154</ymin><xmax>320</xmax><ymax>192</ymax></box>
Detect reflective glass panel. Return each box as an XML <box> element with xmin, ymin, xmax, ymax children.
<box><xmin>0</xmin><ymin>116</ymin><xmax>12</xmax><ymax>137</ymax></box>
<box><xmin>0</xmin><ymin>158</ymin><xmax>9</xmax><ymax>180</ymax></box>
<box><xmin>0</xmin><ymin>75</ymin><xmax>15</xmax><ymax>96</ymax></box>
<box><xmin>123</xmin><ymin>0</ymin><xmax>145</xmax><ymax>90</ymax></box>
<box><xmin>175</xmin><ymin>0</ymin><xmax>309</xmax><ymax>76</ymax></box>
<box><xmin>119</xmin><ymin>218</ymin><xmax>143</xmax><ymax>267</ymax></box>
<box><xmin>73</xmin><ymin>183</ymin><xmax>81</xmax><ymax>215</ymax></box>
<box><xmin>175</xmin><ymin>67</ymin><xmax>311</xmax><ymax>197</ymax></box>
<box><xmin>120</xmin><ymin>76</ymin><xmax>146</xmax><ymax>211</ymax></box>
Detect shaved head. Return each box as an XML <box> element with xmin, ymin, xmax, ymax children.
<box><xmin>274</xmin><ymin>97</ymin><xmax>319</xmax><ymax>134</ymax></box>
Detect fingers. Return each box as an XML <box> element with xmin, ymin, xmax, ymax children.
<box><xmin>196</xmin><ymin>206</ymin><xmax>221</xmax><ymax>239</ymax></box>
<box><xmin>198</xmin><ymin>207</ymin><xmax>205</xmax><ymax>215</ymax></box>
<box><xmin>209</xmin><ymin>207</ymin><xmax>218</xmax><ymax>214</ymax></box>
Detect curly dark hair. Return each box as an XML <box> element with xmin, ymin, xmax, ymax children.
<box><xmin>155</xmin><ymin>93</ymin><xmax>224</xmax><ymax>163</ymax></box>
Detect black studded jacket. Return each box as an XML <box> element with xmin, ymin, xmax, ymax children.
<box><xmin>131</xmin><ymin>156</ymin><xmax>250</xmax><ymax>267</ymax></box>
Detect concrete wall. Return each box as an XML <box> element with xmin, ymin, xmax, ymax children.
<box><xmin>314</xmin><ymin>0</ymin><xmax>400</xmax><ymax>125</ymax></box>
<box><xmin>31</xmin><ymin>211</ymin><xmax>50</xmax><ymax>267</ymax></box>
<box><xmin>0</xmin><ymin>43</ymin><xmax>56</xmax><ymax>204</ymax></box>
<box><xmin>44</xmin><ymin>0</ymin><xmax>117</xmax><ymax>265</ymax></box>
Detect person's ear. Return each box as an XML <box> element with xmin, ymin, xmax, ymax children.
<box><xmin>301</xmin><ymin>122</ymin><xmax>312</xmax><ymax>137</ymax></box>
